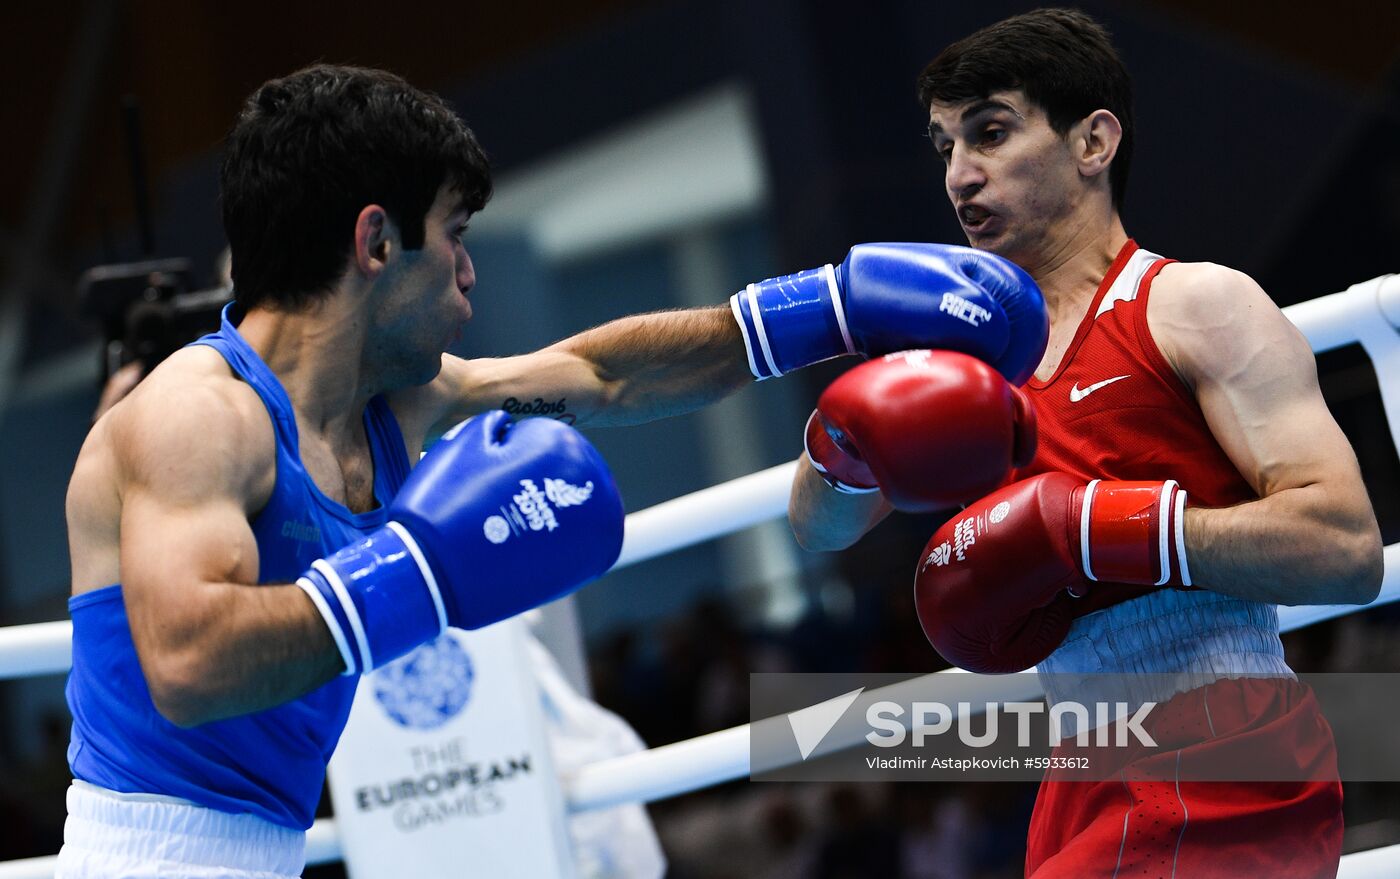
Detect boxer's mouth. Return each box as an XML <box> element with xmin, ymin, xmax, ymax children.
<box><xmin>959</xmin><ymin>203</ymin><xmax>993</xmax><ymax>229</ymax></box>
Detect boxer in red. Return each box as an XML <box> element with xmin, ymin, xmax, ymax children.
<box><xmin>789</xmin><ymin>9</ymin><xmax>1383</xmax><ymax>878</ymax></box>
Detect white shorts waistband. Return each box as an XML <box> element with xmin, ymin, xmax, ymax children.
<box><xmin>57</xmin><ymin>781</ymin><xmax>305</xmax><ymax>879</ymax></box>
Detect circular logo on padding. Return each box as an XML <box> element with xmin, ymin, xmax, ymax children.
<box><xmin>989</xmin><ymin>501</ymin><xmax>1011</xmax><ymax>524</ymax></box>
<box><xmin>373</xmin><ymin>634</ymin><xmax>474</xmax><ymax>729</ymax></box>
<box><xmin>483</xmin><ymin>515</ymin><xmax>510</xmax><ymax>544</ymax></box>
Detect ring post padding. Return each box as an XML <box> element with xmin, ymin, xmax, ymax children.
<box><xmin>326</xmin><ymin>621</ymin><xmax>577</xmax><ymax>878</ymax></box>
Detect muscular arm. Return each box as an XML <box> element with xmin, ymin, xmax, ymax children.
<box><xmin>395</xmin><ymin>306</ymin><xmax>753</xmax><ymax>441</ymax></box>
<box><xmin>1151</xmin><ymin>263</ymin><xmax>1383</xmax><ymax>605</ymax></box>
<box><xmin>787</xmin><ymin>455</ymin><xmax>893</xmax><ymax>551</ymax></box>
<box><xmin>113</xmin><ymin>379</ymin><xmax>341</xmax><ymax>727</ymax></box>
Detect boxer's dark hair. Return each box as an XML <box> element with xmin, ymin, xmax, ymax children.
<box><xmin>221</xmin><ymin>64</ymin><xmax>492</xmax><ymax>311</ymax></box>
<box><xmin>916</xmin><ymin>8</ymin><xmax>1134</xmax><ymax>209</ymax></box>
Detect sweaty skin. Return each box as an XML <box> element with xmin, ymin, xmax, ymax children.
<box><xmin>68</xmin><ymin>183</ymin><xmax>751</xmax><ymax>727</ymax></box>
<box><xmin>790</xmin><ymin>89</ymin><xmax>1381</xmax><ymax>606</ymax></box>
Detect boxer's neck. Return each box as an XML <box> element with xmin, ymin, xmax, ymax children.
<box><xmin>1025</xmin><ymin>214</ymin><xmax>1129</xmax><ymax>327</ymax></box>
<box><xmin>237</xmin><ymin>295</ymin><xmax>378</xmax><ymax>435</ymax></box>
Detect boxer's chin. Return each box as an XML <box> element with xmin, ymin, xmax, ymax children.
<box><xmin>965</xmin><ymin>226</ymin><xmax>1011</xmax><ymax>256</ymax></box>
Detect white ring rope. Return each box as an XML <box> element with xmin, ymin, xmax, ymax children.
<box><xmin>0</xmin><ymin>276</ymin><xmax>1394</xmax><ymax>877</ymax></box>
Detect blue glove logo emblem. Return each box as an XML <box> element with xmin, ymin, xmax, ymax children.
<box><xmin>483</xmin><ymin>515</ymin><xmax>510</xmax><ymax>544</ymax></box>
<box><xmin>372</xmin><ymin>633</ymin><xmax>475</xmax><ymax>729</ymax></box>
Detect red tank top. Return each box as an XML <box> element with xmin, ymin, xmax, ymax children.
<box><xmin>1017</xmin><ymin>239</ymin><xmax>1256</xmax><ymax>614</ymax></box>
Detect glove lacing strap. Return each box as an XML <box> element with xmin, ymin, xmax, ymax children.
<box><xmin>824</xmin><ymin>264</ymin><xmax>856</xmax><ymax>357</ymax></box>
<box><xmin>1078</xmin><ymin>479</ymin><xmax>1192</xmax><ymax>589</ymax></box>
<box><xmin>300</xmin><ymin>560</ymin><xmax>373</xmax><ymax>676</ymax></box>
<box><xmin>386</xmin><ymin>521</ymin><xmax>450</xmax><ymax>635</ymax></box>
<box><xmin>295</xmin><ymin>575</ymin><xmax>361</xmax><ymax>677</ymax></box>
<box><xmin>730</xmin><ymin>264</ymin><xmax>854</xmax><ymax>380</ymax></box>
<box><xmin>295</xmin><ymin>523</ymin><xmax>448</xmax><ymax>676</ymax></box>
<box><xmin>1174</xmin><ymin>488</ymin><xmax>1192</xmax><ymax>586</ymax></box>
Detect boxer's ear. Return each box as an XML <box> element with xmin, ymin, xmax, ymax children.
<box><xmin>353</xmin><ymin>205</ymin><xmax>392</xmax><ymax>277</ymax></box>
<box><xmin>1076</xmin><ymin>109</ymin><xmax>1122</xmax><ymax>181</ymax></box>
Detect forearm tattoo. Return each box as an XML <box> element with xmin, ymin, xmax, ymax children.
<box><xmin>501</xmin><ymin>397</ymin><xmax>576</xmax><ymax>425</ymax></box>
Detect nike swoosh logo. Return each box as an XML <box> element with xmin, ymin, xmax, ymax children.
<box><xmin>1069</xmin><ymin>374</ymin><xmax>1131</xmax><ymax>403</ymax></box>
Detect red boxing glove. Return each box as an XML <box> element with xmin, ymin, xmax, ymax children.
<box><xmin>811</xmin><ymin>350</ymin><xmax>1036</xmax><ymax>511</ymax></box>
<box><xmin>804</xmin><ymin>410</ymin><xmax>879</xmax><ymax>494</ymax></box>
<box><xmin>914</xmin><ymin>472</ymin><xmax>1191</xmax><ymax>673</ymax></box>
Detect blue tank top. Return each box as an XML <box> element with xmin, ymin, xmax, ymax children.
<box><xmin>66</xmin><ymin>303</ymin><xmax>413</xmax><ymax>830</ymax></box>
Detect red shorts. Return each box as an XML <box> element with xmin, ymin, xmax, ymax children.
<box><xmin>1026</xmin><ymin>677</ymin><xmax>1342</xmax><ymax>879</ymax></box>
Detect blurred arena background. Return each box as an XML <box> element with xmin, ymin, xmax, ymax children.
<box><xmin>0</xmin><ymin>1</ymin><xmax>1397</xmax><ymax>876</ymax></box>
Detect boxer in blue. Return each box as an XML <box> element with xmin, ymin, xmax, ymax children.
<box><xmin>61</xmin><ymin>64</ymin><xmax>1047</xmax><ymax>877</ymax></box>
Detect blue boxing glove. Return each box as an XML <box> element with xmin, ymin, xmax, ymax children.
<box><xmin>729</xmin><ymin>242</ymin><xmax>1048</xmax><ymax>385</ymax></box>
<box><xmin>296</xmin><ymin>410</ymin><xmax>624</xmax><ymax>675</ymax></box>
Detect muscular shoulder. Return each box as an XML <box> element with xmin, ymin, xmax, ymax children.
<box><xmin>1150</xmin><ymin>261</ymin><xmax>1273</xmax><ymax>322</ymax></box>
<box><xmin>1147</xmin><ymin>261</ymin><xmax>1308</xmax><ymax>392</ymax></box>
<box><xmin>103</xmin><ymin>347</ymin><xmax>276</xmax><ymax>511</ymax></box>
